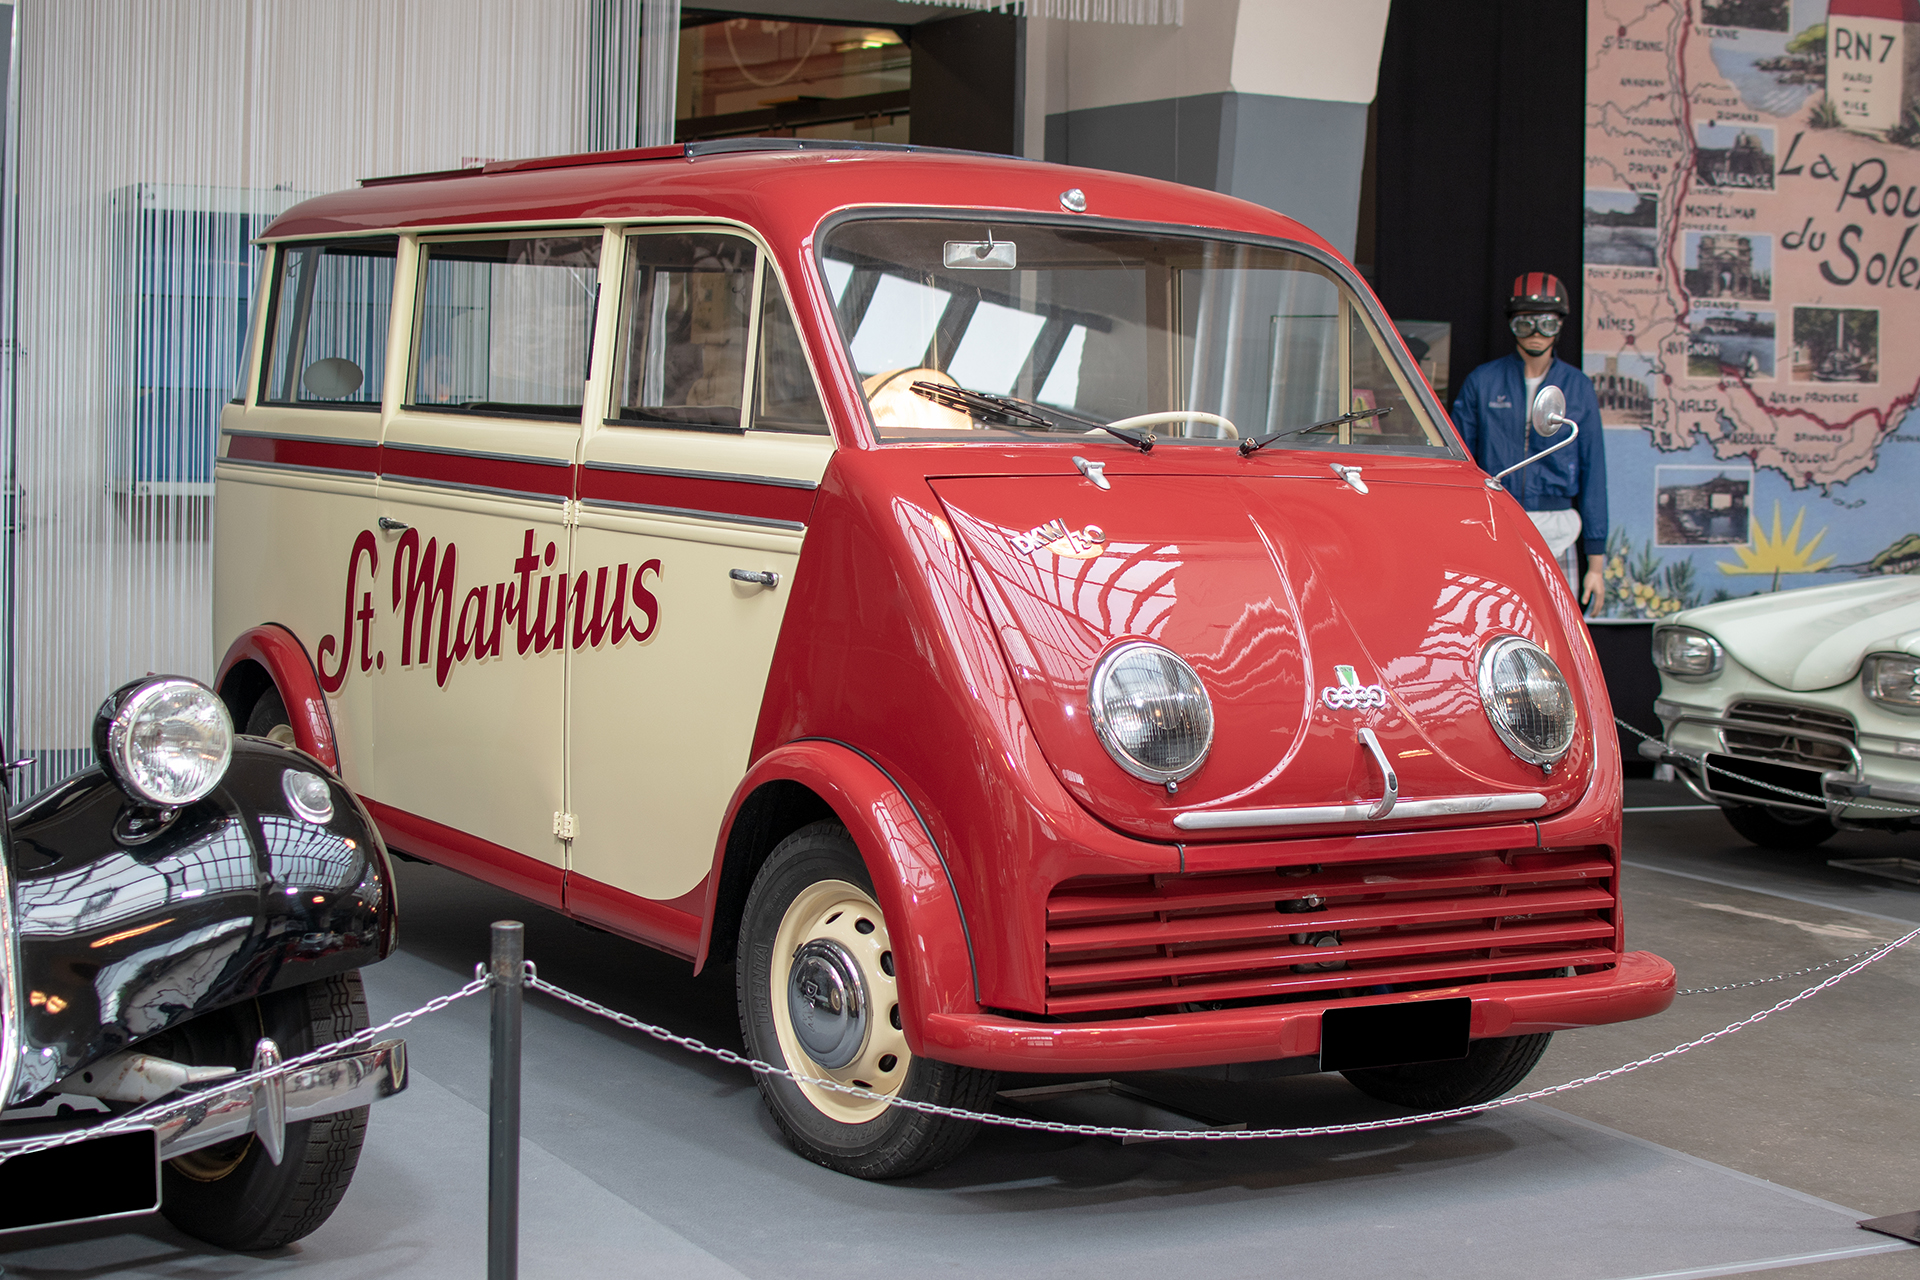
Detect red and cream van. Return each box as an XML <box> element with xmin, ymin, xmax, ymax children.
<box><xmin>213</xmin><ymin>139</ymin><xmax>1673</xmax><ymax>1178</ymax></box>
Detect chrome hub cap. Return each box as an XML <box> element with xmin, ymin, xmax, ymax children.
<box><xmin>787</xmin><ymin>939</ymin><xmax>867</xmax><ymax>1070</ymax></box>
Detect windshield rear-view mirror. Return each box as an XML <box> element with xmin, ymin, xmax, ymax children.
<box><xmin>943</xmin><ymin>238</ymin><xmax>1016</xmax><ymax>270</ymax></box>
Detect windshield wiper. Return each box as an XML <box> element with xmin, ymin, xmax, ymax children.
<box><xmin>1238</xmin><ymin>405</ymin><xmax>1391</xmax><ymax>456</ymax></box>
<box><xmin>910</xmin><ymin>382</ymin><xmax>1154</xmax><ymax>453</ymax></box>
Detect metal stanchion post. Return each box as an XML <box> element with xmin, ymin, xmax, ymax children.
<box><xmin>488</xmin><ymin>921</ymin><xmax>524</xmax><ymax>1280</ymax></box>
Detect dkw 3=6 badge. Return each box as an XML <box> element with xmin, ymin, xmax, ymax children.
<box><xmin>1322</xmin><ymin>664</ymin><xmax>1387</xmax><ymax>710</ymax></box>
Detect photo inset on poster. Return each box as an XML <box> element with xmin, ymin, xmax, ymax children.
<box><xmin>1656</xmin><ymin>466</ymin><xmax>1754</xmax><ymax>546</ymax></box>
<box><xmin>1686</xmin><ymin>308</ymin><xmax>1775</xmax><ymax>378</ymax></box>
<box><xmin>1791</xmin><ymin>305</ymin><xmax>1879</xmax><ymax>383</ymax></box>
<box><xmin>1584</xmin><ymin>349</ymin><xmax>1655</xmax><ymax>425</ymax></box>
<box><xmin>1683</xmin><ymin>232</ymin><xmax>1772</xmax><ymax>301</ymax></box>
<box><xmin>1583</xmin><ymin>189</ymin><xmax>1659</xmax><ymax>266</ymax></box>
<box><xmin>1699</xmin><ymin>0</ymin><xmax>1789</xmax><ymax>32</ymax></box>
<box><xmin>1693</xmin><ymin>122</ymin><xmax>1775</xmax><ymax>188</ymax></box>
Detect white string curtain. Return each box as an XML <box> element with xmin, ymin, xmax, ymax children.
<box><xmin>5</xmin><ymin>0</ymin><xmax>601</xmax><ymax>796</ymax></box>
<box><xmin>898</xmin><ymin>0</ymin><xmax>1183</xmax><ymax>21</ymax></box>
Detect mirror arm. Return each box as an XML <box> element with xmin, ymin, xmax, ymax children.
<box><xmin>1486</xmin><ymin>415</ymin><xmax>1578</xmax><ymax>490</ymax></box>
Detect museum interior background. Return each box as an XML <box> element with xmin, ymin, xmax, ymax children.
<box><xmin>0</xmin><ymin>0</ymin><xmax>1911</xmax><ymax>796</ymax></box>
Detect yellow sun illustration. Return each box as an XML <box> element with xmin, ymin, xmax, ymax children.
<box><xmin>1719</xmin><ymin>502</ymin><xmax>1835</xmax><ymax>588</ymax></box>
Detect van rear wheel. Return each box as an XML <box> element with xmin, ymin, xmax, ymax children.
<box><xmin>736</xmin><ymin>820</ymin><xmax>997</xmax><ymax>1179</ymax></box>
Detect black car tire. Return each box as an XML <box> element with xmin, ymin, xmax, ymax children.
<box><xmin>244</xmin><ymin>685</ymin><xmax>298</xmax><ymax>748</ymax></box>
<box><xmin>153</xmin><ymin>971</ymin><xmax>371</xmax><ymax>1251</ymax></box>
<box><xmin>737</xmin><ymin>820</ymin><xmax>998</xmax><ymax>1179</ymax></box>
<box><xmin>1341</xmin><ymin>1032</ymin><xmax>1553</xmax><ymax>1110</ymax></box>
<box><xmin>1722</xmin><ymin>803</ymin><xmax>1838</xmax><ymax>849</ymax></box>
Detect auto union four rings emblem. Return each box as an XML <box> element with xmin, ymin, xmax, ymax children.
<box><xmin>1009</xmin><ymin>518</ymin><xmax>1106</xmax><ymax>560</ymax></box>
<box><xmin>1321</xmin><ymin>664</ymin><xmax>1387</xmax><ymax>711</ymax></box>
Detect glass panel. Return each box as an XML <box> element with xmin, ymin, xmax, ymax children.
<box><xmin>611</xmin><ymin>233</ymin><xmax>754</xmax><ymax>429</ymax></box>
<box><xmin>752</xmin><ymin>266</ymin><xmax>830</xmax><ymax>435</ymax></box>
<box><xmin>821</xmin><ymin>219</ymin><xmax>1451</xmax><ymax>455</ymax></box>
<box><xmin>412</xmin><ymin>235</ymin><xmax>600</xmax><ymax>417</ymax></box>
<box><xmin>259</xmin><ymin>238</ymin><xmax>396</xmax><ymax>407</ymax></box>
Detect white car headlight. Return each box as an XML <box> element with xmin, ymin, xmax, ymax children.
<box><xmin>95</xmin><ymin>677</ymin><xmax>233</xmax><ymax>807</ymax></box>
<box><xmin>1089</xmin><ymin>642</ymin><xmax>1214</xmax><ymax>783</ymax></box>
<box><xmin>1863</xmin><ymin>652</ymin><xmax>1920</xmax><ymax>714</ymax></box>
<box><xmin>1652</xmin><ymin>626</ymin><xmax>1723</xmax><ymax>679</ymax></box>
<box><xmin>1478</xmin><ymin>636</ymin><xmax>1577</xmax><ymax>768</ymax></box>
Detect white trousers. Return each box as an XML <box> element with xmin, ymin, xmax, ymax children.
<box><xmin>1529</xmin><ymin>508</ymin><xmax>1583</xmax><ymax>586</ymax></box>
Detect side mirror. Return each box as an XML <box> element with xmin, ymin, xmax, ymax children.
<box><xmin>1530</xmin><ymin>384</ymin><xmax>1569</xmax><ymax>434</ymax></box>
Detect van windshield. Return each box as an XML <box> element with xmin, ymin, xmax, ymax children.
<box><xmin>820</xmin><ymin>219</ymin><xmax>1453</xmax><ymax>453</ymax></box>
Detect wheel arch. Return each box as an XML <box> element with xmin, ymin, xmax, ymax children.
<box><xmin>698</xmin><ymin>739</ymin><xmax>981</xmax><ymax>1047</ymax></box>
<box><xmin>215</xmin><ymin>624</ymin><xmax>340</xmax><ymax>772</ymax></box>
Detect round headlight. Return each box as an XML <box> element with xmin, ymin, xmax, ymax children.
<box><xmin>1089</xmin><ymin>642</ymin><xmax>1214</xmax><ymax>783</ymax></box>
<box><xmin>1652</xmin><ymin>626</ymin><xmax>1723</xmax><ymax>679</ymax></box>
<box><xmin>95</xmin><ymin>677</ymin><xmax>233</xmax><ymax>807</ymax></box>
<box><xmin>1477</xmin><ymin>636</ymin><xmax>1576</xmax><ymax>768</ymax></box>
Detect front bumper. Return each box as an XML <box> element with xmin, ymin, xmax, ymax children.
<box><xmin>1642</xmin><ymin>710</ymin><xmax>1920</xmax><ymax>823</ymax></box>
<box><xmin>157</xmin><ymin>1037</ymin><xmax>406</xmax><ymax>1160</ymax></box>
<box><xmin>920</xmin><ymin>950</ymin><xmax>1674</xmax><ymax>1073</ymax></box>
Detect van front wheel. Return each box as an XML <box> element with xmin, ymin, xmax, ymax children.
<box><xmin>736</xmin><ymin>820</ymin><xmax>997</xmax><ymax>1179</ymax></box>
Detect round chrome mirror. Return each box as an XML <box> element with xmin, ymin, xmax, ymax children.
<box><xmin>1529</xmin><ymin>384</ymin><xmax>1567</xmax><ymax>434</ymax></box>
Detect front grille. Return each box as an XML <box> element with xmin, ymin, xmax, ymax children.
<box><xmin>1045</xmin><ymin>849</ymin><xmax>1617</xmax><ymax>1018</ymax></box>
<box><xmin>1723</xmin><ymin>700</ymin><xmax>1856</xmax><ymax>769</ymax></box>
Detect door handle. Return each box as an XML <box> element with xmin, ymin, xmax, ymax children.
<box><xmin>378</xmin><ymin>517</ymin><xmax>409</xmax><ymax>532</ymax></box>
<box><xmin>729</xmin><ymin>569</ymin><xmax>780</xmax><ymax>589</ymax></box>
<box><xmin>1357</xmin><ymin>727</ymin><xmax>1398</xmax><ymax>820</ymax></box>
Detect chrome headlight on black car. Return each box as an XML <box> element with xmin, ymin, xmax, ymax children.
<box><xmin>1089</xmin><ymin>642</ymin><xmax>1214</xmax><ymax>784</ymax></box>
<box><xmin>1651</xmin><ymin>626</ymin><xmax>1724</xmax><ymax>680</ymax></box>
<box><xmin>93</xmin><ymin>676</ymin><xmax>234</xmax><ymax>807</ymax></box>
<box><xmin>1863</xmin><ymin>652</ymin><xmax>1920</xmax><ymax>714</ymax></box>
<box><xmin>1478</xmin><ymin>635</ymin><xmax>1576</xmax><ymax>769</ymax></box>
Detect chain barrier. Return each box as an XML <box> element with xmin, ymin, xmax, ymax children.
<box><xmin>1675</xmin><ymin>946</ymin><xmax>1885</xmax><ymax>995</ymax></box>
<box><xmin>528</xmin><ymin>922</ymin><xmax>1920</xmax><ymax>1142</ymax></box>
<box><xmin>0</xmin><ymin>975</ymin><xmax>490</xmax><ymax>1163</ymax></box>
<box><xmin>1615</xmin><ymin>715</ymin><xmax>1920</xmax><ymax>819</ymax></box>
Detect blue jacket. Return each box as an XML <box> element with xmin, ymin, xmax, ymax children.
<box><xmin>1451</xmin><ymin>354</ymin><xmax>1608</xmax><ymax>555</ymax></box>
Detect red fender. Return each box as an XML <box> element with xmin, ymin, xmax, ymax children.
<box><xmin>699</xmin><ymin>741</ymin><xmax>981</xmax><ymax>1054</ymax></box>
<box><xmin>215</xmin><ymin>624</ymin><xmax>340</xmax><ymax>772</ymax></box>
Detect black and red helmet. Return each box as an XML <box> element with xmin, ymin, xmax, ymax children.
<box><xmin>1507</xmin><ymin>271</ymin><xmax>1570</xmax><ymax>316</ymax></box>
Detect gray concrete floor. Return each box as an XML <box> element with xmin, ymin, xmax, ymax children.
<box><xmin>1</xmin><ymin>779</ymin><xmax>1917</xmax><ymax>1277</ymax></box>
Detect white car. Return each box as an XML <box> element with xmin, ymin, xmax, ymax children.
<box><xmin>1646</xmin><ymin>577</ymin><xmax>1920</xmax><ymax>848</ymax></box>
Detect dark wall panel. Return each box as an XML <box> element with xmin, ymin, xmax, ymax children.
<box><xmin>1372</xmin><ymin>0</ymin><xmax>1586</xmax><ymax>401</ymax></box>
<box><xmin>910</xmin><ymin>13</ymin><xmax>1024</xmax><ymax>155</ymax></box>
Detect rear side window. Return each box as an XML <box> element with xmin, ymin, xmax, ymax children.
<box><xmin>610</xmin><ymin>232</ymin><xmax>755</xmax><ymax>430</ymax></box>
<box><xmin>411</xmin><ymin>235</ymin><xmax>601</xmax><ymax>419</ymax></box>
<box><xmin>259</xmin><ymin>238</ymin><xmax>397</xmax><ymax>408</ymax></box>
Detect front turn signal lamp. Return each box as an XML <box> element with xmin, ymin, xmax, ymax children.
<box><xmin>1651</xmin><ymin>626</ymin><xmax>1724</xmax><ymax>680</ymax></box>
<box><xmin>1863</xmin><ymin>653</ymin><xmax>1920</xmax><ymax>714</ymax></box>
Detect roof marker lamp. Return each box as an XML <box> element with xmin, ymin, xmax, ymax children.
<box><xmin>94</xmin><ymin>677</ymin><xmax>234</xmax><ymax>808</ymax></box>
<box><xmin>1864</xmin><ymin>653</ymin><xmax>1920</xmax><ymax>714</ymax></box>
<box><xmin>1652</xmin><ymin>626</ymin><xmax>1724</xmax><ymax>680</ymax></box>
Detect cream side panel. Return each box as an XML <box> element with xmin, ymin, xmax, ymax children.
<box><xmin>367</xmin><ymin>479</ymin><xmax>569</xmax><ymax>867</ymax></box>
<box><xmin>212</xmin><ymin>458</ymin><xmax>377</xmax><ymax>785</ymax></box>
<box><xmin>567</xmin><ymin>509</ymin><xmax>805</xmax><ymax>901</ymax></box>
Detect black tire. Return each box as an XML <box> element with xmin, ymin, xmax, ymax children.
<box><xmin>1722</xmin><ymin>803</ymin><xmax>1838</xmax><ymax>849</ymax></box>
<box><xmin>244</xmin><ymin>686</ymin><xmax>298</xmax><ymax>748</ymax></box>
<box><xmin>150</xmin><ymin>972</ymin><xmax>371</xmax><ymax>1251</ymax></box>
<box><xmin>1342</xmin><ymin>1032</ymin><xmax>1552</xmax><ymax>1110</ymax></box>
<box><xmin>737</xmin><ymin>820</ymin><xmax>998</xmax><ymax>1179</ymax></box>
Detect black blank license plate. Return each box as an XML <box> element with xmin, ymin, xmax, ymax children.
<box><xmin>0</xmin><ymin>1128</ymin><xmax>160</xmax><ymax>1234</ymax></box>
<box><xmin>1319</xmin><ymin>998</ymin><xmax>1471</xmax><ymax>1072</ymax></box>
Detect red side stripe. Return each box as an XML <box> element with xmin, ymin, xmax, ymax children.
<box><xmin>580</xmin><ymin>465</ymin><xmax>815</xmax><ymax>525</ymax></box>
<box><xmin>224</xmin><ymin>434</ymin><xmax>379</xmax><ymax>473</ymax></box>
<box><xmin>381</xmin><ymin>447</ymin><xmax>575</xmax><ymax>498</ymax></box>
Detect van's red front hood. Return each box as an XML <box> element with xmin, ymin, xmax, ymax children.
<box><xmin>932</xmin><ymin>465</ymin><xmax>1593</xmax><ymax>841</ymax></box>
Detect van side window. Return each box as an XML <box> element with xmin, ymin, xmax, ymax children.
<box><xmin>411</xmin><ymin>235</ymin><xmax>601</xmax><ymax>419</ymax></box>
<box><xmin>751</xmin><ymin>265</ymin><xmax>830</xmax><ymax>435</ymax></box>
<box><xmin>611</xmin><ymin>233</ymin><xmax>754</xmax><ymax>429</ymax></box>
<box><xmin>259</xmin><ymin>238</ymin><xmax>397</xmax><ymax>408</ymax></box>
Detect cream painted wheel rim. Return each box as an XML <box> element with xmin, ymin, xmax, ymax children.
<box><xmin>769</xmin><ymin>878</ymin><xmax>910</xmax><ymax>1124</ymax></box>
<box><xmin>265</xmin><ymin>722</ymin><xmax>297</xmax><ymax>748</ymax></box>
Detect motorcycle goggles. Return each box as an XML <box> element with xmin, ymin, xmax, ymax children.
<box><xmin>1509</xmin><ymin>313</ymin><xmax>1563</xmax><ymax>338</ymax></box>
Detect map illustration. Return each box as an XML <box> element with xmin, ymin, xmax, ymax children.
<box><xmin>1585</xmin><ymin>0</ymin><xmax>1920</xmax><ymax>617</ymax></box>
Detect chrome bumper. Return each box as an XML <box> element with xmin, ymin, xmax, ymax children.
<box><xmin>1640</xmin><ymin>717</ymin><xmax>1920</xmax><ymax>821</ymax></box>
<box><xmin>155</xmin><ymin>1037</ymin><xmax>406</xmax><ymax>1161</ymax></box>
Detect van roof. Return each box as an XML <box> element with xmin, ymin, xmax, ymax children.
<box><xmin>261</xmin><ymin>139</ymin><xmax>1333</xmax><ymax>260</ymax></box>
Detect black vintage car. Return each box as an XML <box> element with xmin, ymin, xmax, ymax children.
<box><xmin>0</xmin><ymin>675</ymin><xmax>403</xmax><ymax>1249</ymax></box>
